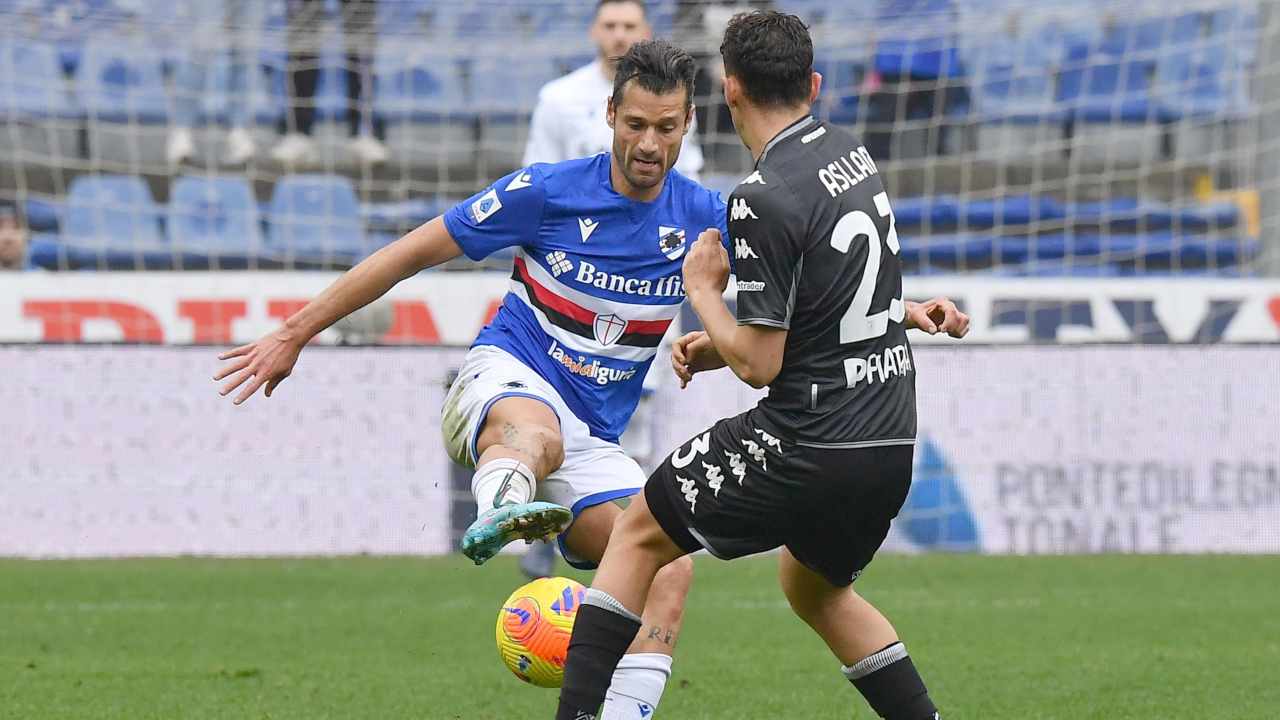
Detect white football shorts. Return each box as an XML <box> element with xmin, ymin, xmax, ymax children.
<box><xmin>441</xmin><ymin>345</ymin><xmax>646</xmax><ymax>568</ymax></box>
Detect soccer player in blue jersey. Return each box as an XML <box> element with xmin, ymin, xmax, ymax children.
<box><xmin>216</xmin><ymin>40</ymin><xmax>726</xmax><ymax>720</ymax></box>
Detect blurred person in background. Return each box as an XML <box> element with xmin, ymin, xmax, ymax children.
<box><xmin>272</xmin><ymin>0</ymin><xmax>388</xmax><ymax>166</ymax></box>
<box><xmin>0</xmin><ymin>200</ymin><xmax>32</xmax><ymax>271</ymax></box>
<box><xmin>519</xmin><ymin>0</ymin><xmax>703</xmax><ymax>579</ymax></box>
<box><xmin>167</xmin><ymin>1</ymin><xmax>258</xmax><ymax>166</ymax></box>
<box><xmin>673</xmin><ymin>0</ymin><xmax>773</xmax><ymax>171</ymax></box>
<box><xmin>524</xmin><ymin>0</ymin><xmax>704</xmax><ymax>181</ymax></box>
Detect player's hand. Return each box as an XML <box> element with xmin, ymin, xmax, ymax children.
<box><xmin>906</xmin><ymin>297</ymin><xmax>970</xmax><ymax>338</ymax></box>
<box><xmin>671</xmin><ymin>330</ymin><xmax>717</xmax><ymax>389</ymax></box>
<box><xmin>213</xmin><ymin>328</ymin><xmax>305</xmax><ymax>404</ymax></box>
<box><xmin>682</xmin><ymin>228</ymin><xmax>730</xmax><ymax>298</ymax></box>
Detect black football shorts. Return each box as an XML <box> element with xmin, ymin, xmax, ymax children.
<box><xmin>645</xmin><ymin>409</ymin><xmax>914</xmax><ymax>587</ymax></box>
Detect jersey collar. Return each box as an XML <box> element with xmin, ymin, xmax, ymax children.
<box><xmin>758</xmin><ymin>115</ymin><xmax>817</xmax><ymax>164</ymax></box>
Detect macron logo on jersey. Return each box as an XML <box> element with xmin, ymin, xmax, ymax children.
<box><xmin>578</xmin><ymin>217</ymin><xmax>600</xmax><ymax>242</ymax></box>
<box><xmin>730</xmin><ymin>198</ymin><xmax>758</xmax><ymax>221</ymax></box>
<box><xmin>505</xmin><ymin>172</ymin><xmax>533</xmax><ymax>191</ymax></box>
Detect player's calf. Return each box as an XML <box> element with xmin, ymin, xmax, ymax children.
<box><xmin>599</xmin><ymin>555</ymin><xmax>692</xmax><ymax>720</ymax></box>
<box><xmin>778</xmin><ymin>550</ymin><xmax>939</xmax><ymax>718</ymax></box>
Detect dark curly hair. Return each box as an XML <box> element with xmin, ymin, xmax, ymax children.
<box><xmin>720</xmin><ymin>10</ymin><xmax>814</xmax><ymax>108</ymax></box>
<box><xmin>610</xmin><ymin>39</ymin><xmax>697</xmax><ymax>112</ymax></box>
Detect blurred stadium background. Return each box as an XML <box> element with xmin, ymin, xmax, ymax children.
<box><xmin>2</xmin><ymin>0</ymin><xmax>1278</xmax><ymax>717</ymax></box>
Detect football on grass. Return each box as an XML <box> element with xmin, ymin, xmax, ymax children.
<box><xmin>496</xmin><ymin>576</ymin><xmax>586</xmax><ymax>688</ymax></box>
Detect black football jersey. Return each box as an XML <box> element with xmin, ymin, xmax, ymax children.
<box><xmin>729</xmin><ymin>115</ymin><xmax>915</xmax><ymax>446</ymax></box>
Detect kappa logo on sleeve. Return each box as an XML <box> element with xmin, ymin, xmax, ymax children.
<box><xmin>741</xmin><ymin>171</ymin><xmax>766</xmax><ymax>185</ymax></box>
<box><xmin>730</xmin><ymin>198</ymin><xmax>758</xmax><ymax>221</ymax></box>
<box><xmin>469</xmin><ymin>189</ymin><xmax>503</xmax><ymax>224</ymax></box>
<box><xmin>734</xmin><ymin>237</ymin><xmax>758</xmax><ymax>260</ymax></box>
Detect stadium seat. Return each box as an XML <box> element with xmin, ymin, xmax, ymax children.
<box><xmin>376</xmin><ymin>0</ymin><xmax>443</xmax><ymax>39</ymax></box>
<box><xmin>890</xmin><ymin>196</ymin><xmax>961</xmax><ymax>232</ymax></box>
<box><xmin>961</xmin><ymin>195</ymin><xmax>1065</xmax><ymax>230</ymax></box>
<box><xmin>267</xmin><ymin>174</ymin><xmax>368</xmax><ymax>267</ymax></box>
<box><xmin>374</xmin><ymin>40</ymin><xmax>474</xmax><ymax>168</ymax></box>
<box><xmin>963</xmin><ymin>31</ymin><xmax>1064</xmax><ymax>124</ymax></box>
<box><xmin>62</xmin><ymin>174</ymin><xmax>168</xmax><ymax>267</ymax></box>
<box><xmin>898</xmin><ymin>233</ymin><xmax>996</xmax><ymax>269</ymax></box>
<box><xmin>0</xmin><ymin>37</ymin><xmax>79</xmax><ymax>119</ymax></box>
<box><xmin>167</xmin><ymin>176</ymin><xmax>263</xmax><ymax>264</ymax></box>
<box><xmin>76</xmin><ymin>34</ymin><xmax>170</xmax><ymax>124</ymax></box>
<box><xmin>813</xmin><ymin>47</ymin><xmax>867</xmax><ymax>125</ymax></box>
<box><xmin>1155</xmin><ymin>43</ymin><xmax>1243</xmax><ymax>121</ymax></box>
<box><xmin>872</xmin><ymin>0</ymin><xmax>963</xmax><ymax>79</ymax></box>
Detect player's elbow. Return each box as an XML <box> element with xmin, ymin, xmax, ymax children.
<box><xmin>733</xmin><ymin>360</ymin><xmax>780</xmax><ymax>389</ymax></box>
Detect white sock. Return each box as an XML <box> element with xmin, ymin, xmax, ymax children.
<box><xmin>600</xmin><ymin>652</ymin><xmax>673</xmax><ymax>720</ymax></box>
<box><xmin>471</xmin><ymin>458</ymin><xmax>535</xmax><ymax>512</ymax></box>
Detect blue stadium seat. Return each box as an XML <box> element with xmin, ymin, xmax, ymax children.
<box><xmin>376</xmin><ymin>0</ymin><xmax>440</xmax><ymax>38</ymax></box>
<box><xmin>76</xmin><ymin>35</ymin><xmax>170</xmax><ymax>123</ymax></box>
<box><xmin>890</xmin><ymin>196</ymin><xmax>961</xmax><ymax>231</ymax></box>
<box><xmin>374</xmin><ymin>41</ymin><xmax>469</xmax><ymax>122</ymax></box>
<box><xmin>267</xmin><ymin>174</ymin><xmax>367</xmax><ymax>266</ymax></box>
<box><xmin>962</xmin><ymin>195</ymin><xmax>1065</xmax><ymax>229</ymax></box>
<box><xmin>872</xmin><ymin>0</ymin><xmax>962</xmax><ymax>79</ymax></box>
<box><xmin>1156</xmin><ymin>43</ymin><xmax>1242</xmax><ymax>120</ymax></box>
<box><xmin>0</xmin><ymin>37</ymin><xmax>79</xmax><ymax>119</ymax></box>
<box><xmin>963</xmin><ymin>31</ymin><xmax>1064</xmax><ymax>123</ymax></box>
<box><xmin>813</xmin><ymin>46</ymin><xmax>867</xmax><ymax>125</ymax></box>
<box><xmin>31</xmin><ymin>0</ymin><xmax>124</xmax><ymax>73</ymax></box>
<box><xmin>62</xmin><ymin>175</ymin><xmax>167</xmax><ymax>264</ymax></box>
<box><xmin>898</xmin><ymin>233</ymin><xmax>995</xmax><ymax>268</ymax></box>
<box><xmin>167</xmin><ymin>176</ymin><xmax>263</xmax><ymax>260</ymax></box>
<box><xmin>1056</xmin><ymin>18</ymin><xmax>1169</xmax><ymax>123</ymax></box>
<box><xmin>995</xmin><ymin>233</ymin><xmax>1104</xmax><ymax>264</ymax></box>
<box><xmin>1069</xmin><ymin>198</ymin><xmax>1239</xmax><ymax>233</ymax></box>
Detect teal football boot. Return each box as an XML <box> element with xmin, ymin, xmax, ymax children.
<box><xmin>460</xmin><ymin>502</ymin><xmax>573</xmax><ymax>566</ymax></box>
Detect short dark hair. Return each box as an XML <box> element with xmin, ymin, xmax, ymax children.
<box><xmin>0</xmin><ymin>198</ymin><xmax>23</xmax><ymax>227</ymax></box>
<box><xmin>610</xmin><ymin>39</ymin><xmax>696</xmax><ymax>112</ymax></box>
<box><xmin>720</xmin><ymin>11</ymin><xmax>814</xmax><ymax>108</ymax></box>
<box><xmin>596</xmin><ymin>0</ymin><xmax>646</xmax><ymax>18</ymax></box>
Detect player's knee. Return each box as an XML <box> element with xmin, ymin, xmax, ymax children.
<box><xmin>654</xmin><ymin>554</ymin><xmax>694</xmax><ymax>600</ymax></box>
<box><xmin>780</xmin><ymin>575</ymin><xmax>840</xmax><ymax>624</ymax></box>
<box><xmin>646</xmin><ymin>555</ymin><xmax>694</xmax><ymax>620</ymax></box>
<box><xmin>525</xmin><ymin>424</ymin><xmax>565</xmax><ymax>472</ymax></box>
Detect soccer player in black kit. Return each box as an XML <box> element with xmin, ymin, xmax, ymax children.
<box><xmin>555</xmin><ymin>11</ymin><xmax>970</xmax><ymax>720</ymax></box>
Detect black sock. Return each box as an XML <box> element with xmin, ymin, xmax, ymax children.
<box><xmin>555</xmin><ymin>589</ymin><xmax>642</xmax><ymax>720</ymax></box>
<box><xmin>844</xmin><ymin>642</ymin><xmax>939</xmax><ymax>720</ymax></box>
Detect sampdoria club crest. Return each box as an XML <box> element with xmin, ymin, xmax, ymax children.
<box><xmin>658</xmin><ymin>226</ymin><xmax>686</xmax><ymax>260</ymax></box>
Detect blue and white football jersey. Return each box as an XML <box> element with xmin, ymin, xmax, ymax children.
<box><xmin>443</xmin><ymin>153</ymin><xmax>730</xmax><ymax>443</ymax></box>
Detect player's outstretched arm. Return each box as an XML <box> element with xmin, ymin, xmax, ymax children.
<box><xmin>682</xmin><ymin>229</ymin><xmax>787</xmax><ymax>389</ymax></box>
<box><xmin>213</xmin><ymin>217</ymin><xmax>464</xmax><ymax>404</ymax></box>
<box><xmin>904</xmin><ymin>297</ymin><xmax>970</xmax><ymax>338</ymax></box>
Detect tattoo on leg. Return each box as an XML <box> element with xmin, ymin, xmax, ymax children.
<box><xmin>645</xmin><ymin>626</ymin><xmax>676</xmax><ymax>646</ymax></box>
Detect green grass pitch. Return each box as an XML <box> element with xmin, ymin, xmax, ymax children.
<box><xmin>1</xmin><ymin>554</ymin><xmax>1276</xmax><ymax>719</ymax></box>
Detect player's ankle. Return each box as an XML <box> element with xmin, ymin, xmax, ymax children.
<box><xmin>843</xmin><ymin>642</ymin><xmax>939</xmax><ymax>720</ymax></box>
<box><xmin>472</xmin><ymin>458</ymin><xmax>536</xmax><ymax>511</ymax></box>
